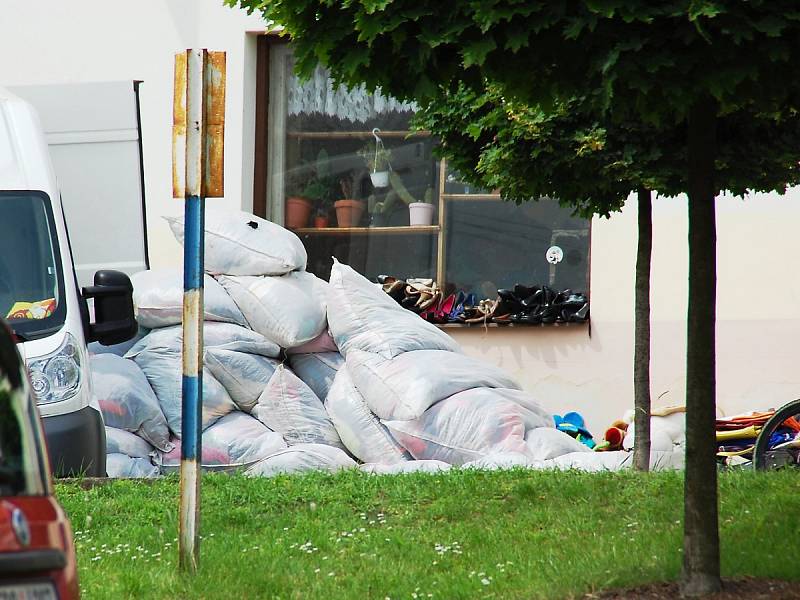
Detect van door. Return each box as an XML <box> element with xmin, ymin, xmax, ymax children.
<box><xmin>10</xmin><ymin>81</ymin><xmax>148</xmax><ymax>288</ymax></box>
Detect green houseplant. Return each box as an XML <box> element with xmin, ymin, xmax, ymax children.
<box><xmin>358</xmin><ymin>139</ymin><xmax>392</xmax><ymax>188</ymax></box>
<box><xmin>334</xmin><ymin>172</ymin><xmax>365</xmax><ymax>227</ymax></box>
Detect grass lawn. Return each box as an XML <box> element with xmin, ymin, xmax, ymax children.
<box><xmin>56</xmin><ymin>469</ymin><xmax>800</xmax><ymax>599</ymax></box>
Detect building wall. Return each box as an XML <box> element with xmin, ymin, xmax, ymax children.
<box><xmin>2</xmin><ymin>3</ymin><xmax>798</xmax><ymax>432</ymax></box>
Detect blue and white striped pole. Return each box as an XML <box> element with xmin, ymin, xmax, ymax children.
<box><xmin>173</xmin><ymin>48</ymin><xmax>225</xmax><ymax>573</ymax></box>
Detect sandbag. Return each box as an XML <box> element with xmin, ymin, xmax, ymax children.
<box><xmin>125</xmin><ymin>322</ymin><xmax>280</xmax><ymax>359</ymax></box>
<box><xmin>542</xmin><ymin>450</ymin><xmax>684</xmax><ymax>472</ymax></box>
<box><xmin>288</xmin><ymin>352</ymin><xmax>344</xmax><ymax>401</ymax></box>
<box><xmin>525</xmin><ymin>427</ymin><xmax>593</xmax><ymax>461</ymax></box>
<box><xmin>623</xmin><ymin>412</ymin><xmax>686</xmax><ymax>452</ymax></box>
<box><xmin>165</xmin><ymin>208</ymin><xmax>307</xmax><ymax>276</ymax></box>
<box><xmin>219</xmin><ymin>272</ymin><xmax>327</xmax><ymax>348</ymax></box>
<box><xmin>252</xmin><ymin>364</ymin><xmax>344</xmax><ymax>448</ymax></box>
<box><xmin>348</xmin><ymin>349</ymin><xmax>522</xmax><ymax>421</ymax></box>
<box><xmin>89</xmin><ymin>325</ymin><xmax>149</xmax><ymax>358</ymax></box>
<box><xmin>327</xmin><ymin>259</ymin><xmax>461</xmax><ymax>359</ymax></box>
<box><xmin>131</xmin><ymin>268</ymin><xmax>247</xmax><ymax>328</ymax></box>
<box><xmin>105</xmin><ymin>426</ymin><xmax>157</xmax><ymax>458</ymax></box>
<box><xmin>383</xmin><ymin>388</ymin><xmax>547</xmax><ymax>465</ymax></box>
<box><xmin>195</xmin><ymin>412</ymin><xmax>287</xmax><ymax>467</ymax></box>
<box><xmin>325</xmin><ymin>367</ymin><xmax>411</xmax><ymax>464</ymax></box>
<box><xmin>462</xmin><ymin>452</ymin><xmax>542</xmax><ymax>470</ymax></box>
<box><xmin>106</xmin><ymin>454</ymin><xmax>160</xmax><ymax>478</ymax></box>
<box><xmin>246</xmin><ymin>444</ymin><xmax>356</xmax><ymax>477</ymax></box>
<box><xmin>286</xmin><ymin>330</ymin><xmax>338</xmax><ymax>355</ymax></box>
<box><xmin>359</xmin><ymin>460</ymin><xmax>451</xmax><ymax>474</ymax></box>
<box><xmin>91</xmin><ymin>354</ymin><xmax>172</xmax><ymax>451</ymax></box>
<box><xmin>127</xmin><ymin>352</ymin><xmax>237</xmax><ymax>436</ymax></box>
<box><xmin>204</xmin><ymin>348</ymin><xmax>281</xmax><ymax>412</ymax></box>
<box><xmin>158</xmin><ymin>435</ymin><xmax>244</xmax><ymax>470</ymax></box>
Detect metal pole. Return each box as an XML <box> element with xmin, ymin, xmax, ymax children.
<box><xmin>179</xmin><ymin>48</ymin><xmax>205</xmax><ymax>573</ymax></box>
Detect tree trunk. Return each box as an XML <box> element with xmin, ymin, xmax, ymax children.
<box><xmin>680</xmin><ymin>98</ymin><xmax>721</xmax><ymax>596</ymax></box>
<box><xmin>633</xmin><ymin>188</ymin><xmax>652</xmax><ymax>472</ymax></box>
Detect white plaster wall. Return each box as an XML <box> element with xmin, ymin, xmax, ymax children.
<box><xmin>0</xmin><ymin>0</ymin><xmax>264</xmax><ymax>267</ymax></box>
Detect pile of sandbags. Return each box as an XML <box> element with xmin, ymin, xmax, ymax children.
<box><xmin>91</xmin><ymin>209</ymin><xmax>682</xmax><ymax>478</ymax></box>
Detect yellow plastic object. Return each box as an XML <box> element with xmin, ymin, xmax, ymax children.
<box><xmin>6</xmin><ymin>298</ymin><xmax>56</xmax><ymax>320</ymax></box>
<box><xmin>716</xmin><ymin>425</ymin><xmax>761</xmax><ymax>442</ymax></box>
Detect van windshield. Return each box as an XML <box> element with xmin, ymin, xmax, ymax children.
<box><xmin>0</xmin><ymin>192</ymin><xmax>66</xmax><ymax>341</ymax></box>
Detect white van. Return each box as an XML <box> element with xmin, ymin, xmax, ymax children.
<box><xmin>0</xmin><ymin>87</ymin><xmax>137</xmax><ymax>476</ymax></box>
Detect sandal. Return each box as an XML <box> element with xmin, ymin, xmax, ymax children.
<box><xmin>464</xmin><ymin>299</ymin><xmax>497</xmax><ymax>324</ymax></box>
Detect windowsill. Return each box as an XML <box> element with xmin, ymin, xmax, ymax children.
<box><xmin>435</xmin><ymin>320</ymin><xmax>589</xmax><ymax>329</ymax></box>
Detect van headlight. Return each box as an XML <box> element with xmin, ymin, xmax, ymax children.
<box><xmin>27</xmin><ymin>334</ymin><xmax>83</xmax><ymax>405</ymax></box>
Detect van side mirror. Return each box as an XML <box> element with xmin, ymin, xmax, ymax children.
<box><xmin>82</xmin><ymin>270</ymin><xmax>137</xmax><ymax>345</ymax></box>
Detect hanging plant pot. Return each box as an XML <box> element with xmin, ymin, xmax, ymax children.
<box><xmin>409</xmin><ymin>202</ymin><xmax>434</xmax><ymax>226</ymax></box>
<box><xmin>370</xmin><ymin>170</ymin><xmax>390</xmax><ymax>188</ymax></box>
<box><xmin>285</xmin><ymin>196</ymin><xmax>313</xmax><ymax>229</ymax></box>
<box><xmin>335</xmin><ymin>199</ymin><xmax>366</xmax><ymax>228</ymax></box>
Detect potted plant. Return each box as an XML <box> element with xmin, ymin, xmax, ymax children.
<box><xmin>367</xmin><ymin>190</ymin><xmax>400</xmax><ymax>227</ymax></box>
<box><xmin>358</xmin><ymin>139</ymin><xmax>392</xmax><ymax>188</ymax></box>
<box><xmin>286</xmin><ymin>149</ymin><xmax>333</xmax><ymax>229</ymax></box>
<box><xmin>409</xmin><ymin>186</ymin><xmax>436</xmax><ymax>226</ymax></box>
<box><xmin>303</xmin><ymin>177</ymin><xmax>335</xmax><ymax>228</ymax></box>
<box><xmin>284</xmin><ymin>173</ymin><xmax>313</xmax><ymax>229</ymax></box>
<box><xmin>334</xmin><ymin>173</ymin><xmax>365</xmax><ymax>227</ymax></box>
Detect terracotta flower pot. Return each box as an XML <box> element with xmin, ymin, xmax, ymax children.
<box><xmin>285</xmin><ymin>196</ymin><xmax>312</xmax><ymax>229</ymax></box>
<box><xmin>313</xmin><ymin>215</ymin><xmax>330</xmax><ymax>228</ymax></box>
<box><xmin>334</xmin><ymin>199</ymin><xmax>365</xmax><ymax>228</ymax></box>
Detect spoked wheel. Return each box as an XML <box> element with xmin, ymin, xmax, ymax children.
<box><xmin>753</xmin><ymin>399</ymin><xmax>800</xmax><ymax>471</ymax></box>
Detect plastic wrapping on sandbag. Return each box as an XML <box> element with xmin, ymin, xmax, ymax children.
<box><xmin>246</xmin><ymin>443</ymin><xmax>356</xmax><ymax>477</ymax></box>
<box><xmin>525</xmin><ymin>427</ymin><xmax>593</xmax><ymax>461</ymax></box>
<box><xmin>252</xmin><ymin>364</ymin><xmax>344</xmax><ymax>448</ymax></box>
<box><xmin>348</xmin><ymin>349</ymin><xmax>522</xmax><ymax>421</ymax></box>
<box><xmin>383</xmin><ymin>388</ymin><xmax>546</xmax><ymax>465</ymax></box>
<box><xmin>359</xmin><ymin>460</ymin><xmax>451</xmax><ymax>474</ymax></box>
<box><xmin>88</xmin><ymin>325</ymin><xmax>149</xmax><ymax>358</ymax></box>
<box><xmin>286</xmin><ymin>330</ymin><xmax>338</xmax><ymax>355</ymax></box>
<box><xmin>106</xmin><ymin>454</ymin><xmax>160</xmax><ymax>478</ymax></box>
<box><xmin>219</xmin><ymin>272</ymin><xmax>327</xmax><ymax>348</ymax></box>
<box><xmin>325</xmin><ymin>367</ymin><xmax>411</xmax><ymax>464</ymax></box>
<box><xmin>541</xmin><ymin>449</ymin><xmax>684</xmax><ymax>472</ymax></box>
<box><xmin>91</xmin><ymin>354</ymin><xmax>172</xmax><ymax>451</ymax></box>
<box><xmin>326</xmin><ymin>259</ymin><xmax>461</xmax><ymax>359</ymax></box>
<box><xmin>462</xmin><ymin>452</ymin><xmax>542</xmax><ymax>470</ymax></box>
<box><xmin>125</xmin><ymin>323</ymin><xmax>280</xmax><ymax>359</ymax></box>
<box><xmin>105</xmin><ymin>426</ymin><xmax>158</xmax><ymax>458</ymax></box>
<box><xmin>131</xmin><ymin>268</ymin><xmax>247</xmax><ymax>328</ymax></box>
<box><xmin>196</xmin><ymin>412</ymin><xmax>287</xmax><ymax>467</ymax></box>
<box><xmin>623</xmin><ymin>412</ymin><xmax>686</xmax><ymax>452</ymax></box>
<box><xmin>288</xmin><ymin>351</ymin><xmax>344</xmax><ymax>401</ymax></box>
<box><xmin>166</xmin><ymin>208</ymin><xmax>307</xmax><ymax>276</ymax></box>
<box><xmin>204</xmin><ymin>348</ymin><xmax>280</xmax><ymax>412</ymax></box>
<box><xmin>127</xmin><ymin>351</ymin><xmax>237</xmax><ymax>436</ymax></box>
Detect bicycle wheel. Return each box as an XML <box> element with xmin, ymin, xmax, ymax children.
<box><xmin>753</xmin><ymin>399</ymin><xmax>800</xmax><ymax>471</ymax></box>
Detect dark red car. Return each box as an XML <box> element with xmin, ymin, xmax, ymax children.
<box><xmin>0</xmin><ymin>320</ymin><xmax>78</xmax><ymax>599</ymax></box>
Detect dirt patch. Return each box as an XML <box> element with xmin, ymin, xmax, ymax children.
<box><xmin>584</xmin><ymin>577</ymin><xmax>800</xmax><ymax>599</ymax></box>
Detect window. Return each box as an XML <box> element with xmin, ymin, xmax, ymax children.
<box><xmin>260</xmin><ymin>42</ymin><xmax>590</xmax><ymax>315</ymax></box>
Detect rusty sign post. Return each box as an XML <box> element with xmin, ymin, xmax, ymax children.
<box><xmin>172</xmin><ymin>48</ymin><xmax>225</xmax><ymax>573</ymax></box>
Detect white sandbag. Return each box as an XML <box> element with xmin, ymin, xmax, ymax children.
<box><xmin>286</xmin><ymin>330</ymin><xmax>338</xmax><ymax>355</ymax></box>
<box><xmin>204</xmin><ymin>348</ymin><xmax>281</xmax><ymax>412</ymax></box>
<box><xmin>542</xmin><ymin>450</ymin><xmax>684</xmax><ymax>472</ymax></box>
<box><xmin>128</xmin><ymin>352</ymin><xmax>237</xmax><ymax>436</ymax></box>
<box><xmin>196</xmin><ymin>412</ymin><xmax>287</xmax><ymax>467</ymax></box>
<box><xmin>383</xmin><ymin>388</ymin><xmax>543</xmax><ymax>465</ymax></box>
<box><xmin>359</xmin><ymin>460</ymin><xmax>451</xmax><ymax>474</ymax></box>
<box><xmin>106</xmin><ymin>454</ymin><xmax>160</xmax><ymax>478</ymax></box>
<box><xmin>288</xmin><ymin>352</ymin><xmax>344</xmax><ymax>401</ymax></box>
<box><xmin>348</xmin><ymin>349</ymin><xmax>522</xmax><ymax>421</ymax></box>
<box><xmin>158</xmin><ymin>434</ymin><xmax>250</xmax><ymax>471</ymax></box>
<box><xmin>325</xmin><ymin>367</ymin><xmax>411</xmax><ymax>464</ymax></box>
<box><xmin>131</xmin><ymin>268</ymin><xmax>247</xmax><ymax>328</ymax></box>
<box><xmin>623</xmin><ymin>412</ymin><xmax>686</xmax><ymax>452</ymax></box>
<box><xmin>219</xmin><ymin>272</ymin><xmax>327</xmax><ymax>348</ymax></box>
<box><xmin>246</xmin><ymin>444</ymin><xmax>356</xmax><ymax>477</ymax></box>
<box><xmin>91</xmin><ymin>354</ymin><xmax>172</xmax><ymax>451</ymax></box>
<box><xmin>327</xmin><ymin>259</ymin><xmax>461</xmax><ymax>358</ymax></box>
<box><xmin>252</xmin><ymin>364</ymin><xmax>344</xmax><ymax>448</ymax></box>
<box><xmin>89</xmin><ymin>325</ymin><xmax>149</xmax><ymax>357</ymax></box>
<box><xmin>105</xmin><ymin>426</ymin><xmax>157</xmax><ymax>458</ymax></box>
<box><xmin>165</xmin><ymin>208</ymin><xmax>307</xmax><ymax>276</ymax></box>
<box><xmin>525</xmin><ymin>427</ymin><xmax>593</xmax><ymax>461</ymax></box>
<box><xmin>125</xmin><ymin>322</ymin><xmax>280</xmax><ymax>359</ymax></box>
<box><xmin>462</xmin><ymin>452</ymin><xmax>543</xmax><ymax>470</ymax></box>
